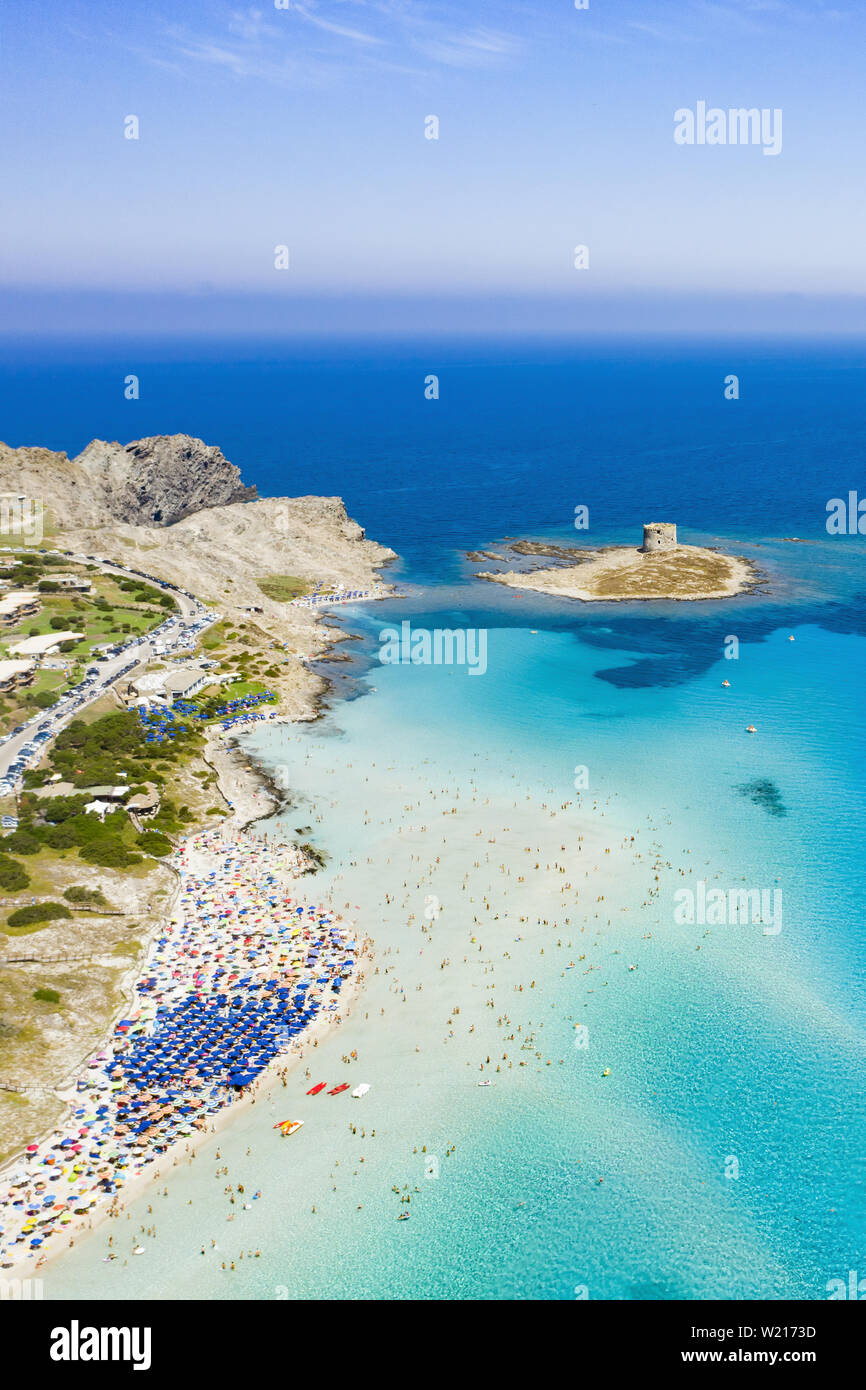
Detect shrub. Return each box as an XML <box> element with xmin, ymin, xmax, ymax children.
<box><xmin>64</xmin><ymin>885</ymin><xmax>110</xmax><ymax>907</ymax></box>
<box><xmin>42</xmin><ymin>794</ymin><xmax>90</xmax><ymax>823</ymax></box>
<box><xmin>7</xmin><ymin>902</ymin><xmax>71</xmax><ymax>927</ymax></box>
<box><xmin>33</xmin><ymin>987</ymin><xmax>60</xmax><ymax>1004</ymax></box>
<box><xmin>48</xmin><ymin>615</ymin><xmax>69</xmax><ymax>630</ymax></box>
<box><xmin>0</xmin><ymin>856</ymin><xmax>30</xmax><ymax>891</ymax></box>
<box><xmin>137</xmin><ymin>830</ymin><xmax>172</xmax><ymax>856</ymax></box>
<box><xmin>32</xmin><ymin>689</ymin><xmax>60</xmax><ymax>709</ymax></box>
<box><xmin>4</xmin><ymin>829</ymin><xmax>42</xmax><ymax>855</ymax></box>
<box><xmin>79</xmin><ymin>840</ymin><xmax>142</xmax><ymax>868</ymax></box>
<box><xmin>42</xmin><ymin>823</ymin><xmax>78</xmax><ymax>850</ymax></box>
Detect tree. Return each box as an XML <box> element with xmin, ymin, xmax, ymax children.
<box><xmin>137</xmin><ymin>830</ymin><xmax>172</xmax><ymax>856</ymax></box>
<box><xmin>0</xmin><ymin>856</ymin><xmax>30</xmax><ymax>891</ymax></box>
<box><xmin>33</xmin><ymin>689</ymin><xmax>60</xmax><ymax>709</ymax></box>
<box><xmin>79</xmin><ymin>839</ymin><xmax>142</xmax><ymax>868</ymax></box>
<box><xmin>4</xmin><ymin>828</ymin><xmax>41</xmax><ymax>855</ymax></box>
<box><xmin>43</xmin><ymin>794</ymin><xmax>90</xmax><ymax>823</ymax></box>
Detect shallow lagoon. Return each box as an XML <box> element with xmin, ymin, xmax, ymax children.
<box><xmin>44</xmin><ymin>539</ymin><xmax>866</xmax><ymax>1299</ymax></box>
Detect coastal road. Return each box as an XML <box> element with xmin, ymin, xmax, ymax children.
<box><xmin>0</xmin><ymin>550</ymin><xmax>215</xmax><ymax>789</ymax></box>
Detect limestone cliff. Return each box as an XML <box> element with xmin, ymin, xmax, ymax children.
<box><xmin>0</xmin><ymin>432</ymin><xmax>396</xmax><ymax>717</ymax></box>
<box><xmin>75</xmin><ymin>434</ymin><xmax>256</xmax><ymax>525</ymax></box>
<box><xmin>0</xmin><ymin>433</ymin><xmax>255</xmax><ymax>528</ymax></box>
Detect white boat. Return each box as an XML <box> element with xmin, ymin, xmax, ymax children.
<box><xmin>351</xmin><ymin>1083</ymin><xmax>371</xmax><ymax>1098</ymax></box>
<box><xmin>477</xmin><ymin>1079</ymin><xmax>492</xmax><ymax>1087</ymax></box>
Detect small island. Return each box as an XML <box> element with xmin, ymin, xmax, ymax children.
<box><xmin>477</xmin><ymin>524</ymin><xmax>756</xmax><ymax>602</ymax></box>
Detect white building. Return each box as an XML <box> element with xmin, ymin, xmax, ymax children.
<box><xmin>0</xmin><ymin>658</ymin><xmax>35</xmax><ymax>692</ymax></box>
<box><xmin>50</xmin><ymin>574</ymin><xmax>92</xmax><ymax>591</ymax></box>
<box><xmin>162</xmin><ymin>667</ymin><xmax>214</xmax><ymax>703</ymax></box>
<box><xmin>0</xmin><ymin>590</ymin><xmax>41</xmax><ymax>625</ymax></box>
<box><xmin>8</xmin><ymin>632</ymin><xmax>84</xmax><ymax>657</ymax></box>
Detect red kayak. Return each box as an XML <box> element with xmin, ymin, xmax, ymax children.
<box><xmin>328</xmin><ymin>1083</ymin><xmax>350</xmax><ymax>1096</ymax></box>
<box><xmin>306</xmin><ymin>1082</ymin><xmax>327</xmax><ymax>1096</ymax></box>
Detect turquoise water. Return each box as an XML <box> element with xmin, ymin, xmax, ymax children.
<box><xmin>43</xmin><ymin>535</ymin><xmax>866</xmax><ymax>1300</ymax></box>
<box><xmin>5</xmin><ymin>337</ymin><xmax>862</xmax><ymax>1299</ymax></box>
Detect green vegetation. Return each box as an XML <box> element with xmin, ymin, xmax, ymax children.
<box><xmin>0</xmin><ymin>856</ymin><xmax>30</xmax><ymax>891</ymax></box>
<box><xmin>136</xmin><ymin>830</ymin><xmax>172</xmax><ymax>856</ymax></box>
<box><xmin>29</xmin><ymin>688</ymin><xmax>62</xmax><ymax>710</ymax></box>
<box><xmin>190</xmin><ymin>681</ymin><xmax>276</xmax><ymax>724</ymax></box>
<box><xmin>255</xmin><ymin>574</ymin><xmax>310</xmax><ymax>602</ymax></box>
<box><xmin>113</xmin><ymin>939</ymin><xmax>142</xmax><ymax>958</ymax></box>
<box><xmin>148</xmin><ymin>798</ymin><xmax>194</xmax><ymax>836</ymax></box>
<box><xmin>0</xmin><ymin>710</ymin><xmax>206</xmax><ymax>876</ymax></box>
<box><xmin>7</xmin><ymin>902</ymin><xmax>71</xmax><ymax>928</ymax></box>
<box><xmin>63</xmin><ymin>885</ymin><xmax>111</xmax><ymax>908</ymax></box>
<box><xmin>41</xmin><ymin>794</ymin><xmax>90</xmax><ymax>823</ymax></box>
<box><xmin>4</xmin><ymin>829</ymin><xmax>41</xmax><ymax>856</ymax></box>
<box><xmin>33</xmin><ymin>988</ymin><xmax>61</xmax><ymax>1004</ymax></box>
<box><xmin>0</xmin><ymin>557</ymin><xmax>172</xmax><ymax>697</ymax></box>
<box><xmin>0</xmin><ymin>557</ymin><xmax>181</xmax><ymax>736</ymax></box>
<box><xmin>79</xmin><ymin>839</ymin><xmax>142</xmax><ymax>868</ymax></box>
<box><xmin>50</xmin><ymin>709</ymin><xmax>202</xmax><ymax>787</ymax></box>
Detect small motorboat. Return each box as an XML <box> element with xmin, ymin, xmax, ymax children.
<box><xmin>351</xmin><ymin>1083</ymin><xmax>370</xmax><ymax>1098</ymax></box>
<box><xmin>397</xmin><ymin>1212</ymin><xmax>410</xmax><ymax>1221</ymax></box>
<box><xmin>746</xmin><ymin>725</ymin><xmax>757</xmax><ymax>734</ymax></box>
<box><xmin>722</xmin><ymin>679</ymin><xmax>730</xmax><ymax>687</ymax></box>
<box><xmin>477</xmin><ymin>1079</ymin><xmax>492</xmax><ymax>1087</ymax></box>
<box><xmin>306</xmin><ymin>1082</ymin><xmax>327</xmax><ymax>1096</ymax></box>
<box><xmin>328</xmin><ymin>1083</ymin><xmax>350</xmax><ymax>1096</ymax></box>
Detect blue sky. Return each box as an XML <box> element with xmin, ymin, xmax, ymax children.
<box><xmin>1</xmin><ymin>0</ymin><xmax>864</xmax><ymax>330</ymax></box>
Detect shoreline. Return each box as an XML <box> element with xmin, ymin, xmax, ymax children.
<box><xmin>478</xmin><ymin>543</ymin><xmax>761</xmax><ymax>603</ymax></box>
<box><xmin>10</xmin><ymin>922</ymin><xmax>371</xmax><ymax>1278</ymax></box>
<box><xmin>0</xmin><ymin>603</ymin><xmax>383</xmax><ymax>1276</ymax></box>
<box><xmin>0</xmin><ymin>807</ymin><xmax>370</xmax><ymax>1275</ymax></box>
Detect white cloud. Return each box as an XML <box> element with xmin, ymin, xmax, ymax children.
<box><xmin>152</xmin><ymin>1</ymin><xmax>522</xmax><ymax>85</ymax></box>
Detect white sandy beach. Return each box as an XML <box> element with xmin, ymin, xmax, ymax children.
<box><xmin>0</xmin><ymin>723</ymin><xmax>368</xmax><ymax>1276</ymax></box>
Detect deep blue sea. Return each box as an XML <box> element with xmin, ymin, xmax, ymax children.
<box><xmin>3</xmin><ymin>335</ymin><xmax>865</xmax><ymax>575</ymax></box>
<box><xmin>4</xmin><ymin>337</ymin><xmax>865</xmax><ymax>1300</ymax></box>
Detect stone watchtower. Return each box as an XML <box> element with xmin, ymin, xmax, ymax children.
<box><xmin>642</xmin><ymin>523</ymin><xmax>677</xmax><ymax>553</ymax></box>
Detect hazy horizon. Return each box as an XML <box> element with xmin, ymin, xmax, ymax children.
<box><xmin>2</xmin><ymin>0</ymin><xmax>864</xmax><ymax>335</ymax></box>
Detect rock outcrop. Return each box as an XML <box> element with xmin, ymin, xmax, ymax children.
<box><xmin>0</xmin><ymin>433</ymin><xmax>255</xmax><ymax>529</ymax></box>
<box><xmin>74</xmin><ymin>435</ymin><xmax>256</xmax><ymax>526</ymax></box>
